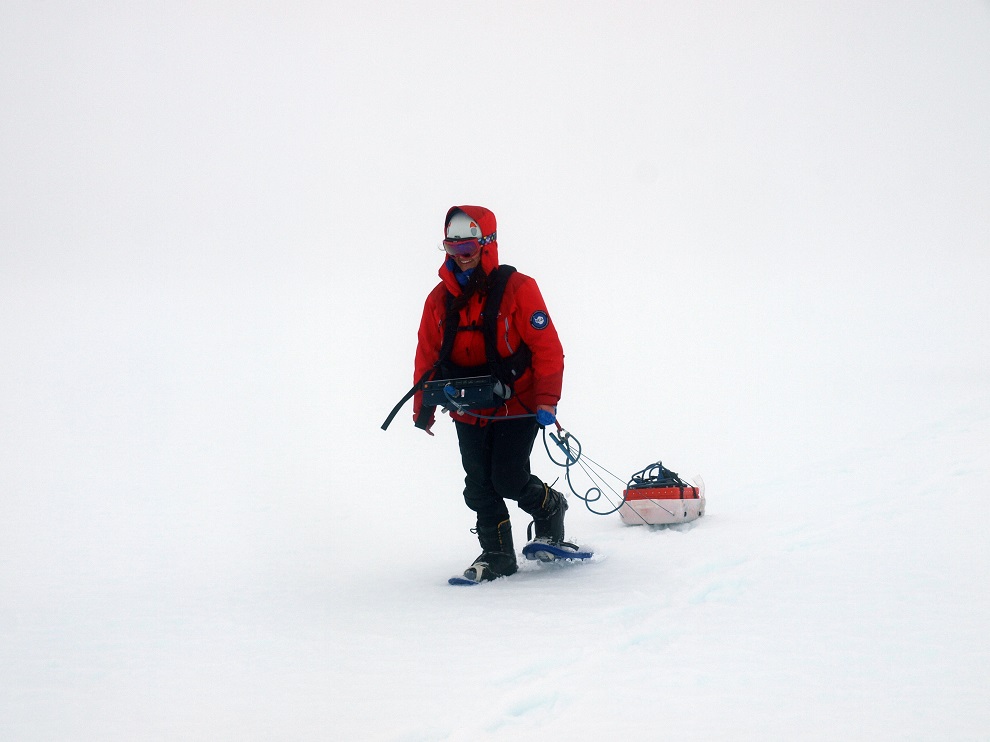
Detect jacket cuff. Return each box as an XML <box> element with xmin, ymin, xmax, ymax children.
<box><xmin>533</xmin><ymin>393</ymin><xmax>560</xmax><ymax>408</ymax></box>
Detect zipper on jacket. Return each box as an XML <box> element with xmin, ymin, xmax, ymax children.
<box><xmin>502</xmin><ymin>316</ymin><xmax>515</xmax><ymax>355</ymax></box>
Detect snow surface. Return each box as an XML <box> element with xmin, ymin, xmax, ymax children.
<box><xmin>2</xmin><ymin>2</ymin><xmax>989</xmax><ymax>740</ymax></box>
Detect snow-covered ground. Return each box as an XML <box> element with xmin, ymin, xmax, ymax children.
<box><xmin>2</xmin><ymin>3</ymin><xmax>989</xmax><ymax>740</ymax></box>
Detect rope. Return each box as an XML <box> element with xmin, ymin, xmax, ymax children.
<box><xmin>541</xmin><ymin>426</ymin><xmax>635</xmax><ymax>518</ymax></box>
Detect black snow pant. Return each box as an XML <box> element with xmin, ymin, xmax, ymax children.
<box><xmin>454</xmin><ymin>417</ymin><xmax>547</xmax><ymax>530</ymax></box>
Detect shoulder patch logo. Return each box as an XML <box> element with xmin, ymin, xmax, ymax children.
<box><xmin>530</xmin><ymin>310</ymin><xmax>549</xmax><ymax>330</ymax></box>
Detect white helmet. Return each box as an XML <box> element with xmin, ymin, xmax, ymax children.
<box><xmin>446</xmin><ymin>211</ymin><xmax>483</xmax><ymax>240</ymax></box>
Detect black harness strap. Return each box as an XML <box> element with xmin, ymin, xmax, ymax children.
<box><xmin>381</xmin><ymin>366</ymin><xmax>435</xmax><ymax>431</ymax></box>
<box><xmin>438</xmin><ymin>265</ymin><xmax>531</xmax><ymax>381</ymax></box>
<box><xmin>381</xmin><ymin>265</ymin><xmax>531</xmax><ymax>431</ymax></box>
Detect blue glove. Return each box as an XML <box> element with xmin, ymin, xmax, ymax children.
<box><xmin>536</xmin><ymin>407</ymin><xmax>557</xmax><ymax>427</ymax></box>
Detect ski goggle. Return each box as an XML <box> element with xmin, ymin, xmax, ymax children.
<box><xmin>440</xmin><ymin>231</ymin><xmax>497</xmax><ymax>257</ymax></box>
<box><xmin>442</xmin><ymin>238</ymin><xmax>482</xmax><ymax>257</ymax></box>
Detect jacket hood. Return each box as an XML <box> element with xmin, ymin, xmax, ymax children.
<box><xmin>439</xmin><ymin>205</ymin><xmax>499</xmax><ymax>292</ymax></box>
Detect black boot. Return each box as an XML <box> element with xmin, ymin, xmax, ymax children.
<box><xmin>460</xmin><ymin>518</ymin><xmax>518</xmax><ymax>583</ymax></box>
<box><xmin>526</xmin><ymin>484</ymin><xmax>568</xmax><ymax>545</ymax></box>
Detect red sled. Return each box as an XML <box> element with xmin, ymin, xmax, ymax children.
<box><xmin>618</xmin><ymin>462</ymin><xmax>706</xmax><ymax>526</ymax></box>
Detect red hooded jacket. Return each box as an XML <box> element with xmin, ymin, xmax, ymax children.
<box><xmin>413</xmin><ymin>206</ymin><xmax>564</xmax><ymax>427</ymax></box>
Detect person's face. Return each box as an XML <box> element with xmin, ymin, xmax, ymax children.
<box><xmin>453</xmin><ymin>248</ymin><xmax>482</xmax><ymax>271</ymax></box>
<box><xmin>443</xmin><ymin>238</ymin><xmax>483</xmax><ymax>271</ymax></box>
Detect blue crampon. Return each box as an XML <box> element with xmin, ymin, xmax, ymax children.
<box><xmin>521</xmin><ymin>540</ymin><xmax>594</xmax><ymax>562</ymax></box>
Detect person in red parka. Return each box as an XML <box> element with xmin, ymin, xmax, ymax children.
<box><xmin>413</xmin><ymin>205</ymin><xmax>569</xmax><ymax>583</ymax></box>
